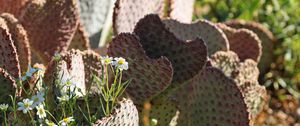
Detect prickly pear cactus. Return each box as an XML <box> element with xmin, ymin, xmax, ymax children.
<box><xmin>0</xmin><ymin>0</ymin><xmax>28</xmax><ymax>17</ymax></box>
<box><xmin>108</xmin><ymin>33</ymin><xmax>173</xmax><ymax>107</ymax></box>
<box><xmin>0</xmin><ymin>68</ymin><xmax>17</xmax><ymax>103</ymax></box>
<box><xmin>163</xmin><ymin>19</ymin><xmax>229</xmax><ymax>55</ymax></box>
<box><xmin>168</xmin><ymin>0</ymin><xmax>195</xmax><ymax>23</ymax></box>
<box><xmin>134</xmin><ymin>14</ymin><xmax>208</xmax><ymax>84</ymax></box>
<box><xmin>225</xmin><ymin>20</ymin><xmax>275</xmax><ymax>74</ymax></box>
<box><xmin>217</xmin><ymin>24</ymin><xmax>262</xmax><ymax>62</ymax></box>
<box><xmin>210</xmin><ymin>51</ymin><xmax>267</xmax><ymax>119</ymax></box>
<box><xmin>209</xmin><ymin>51</ymin><xmax>239</xmax><ymax>76</ymax></box>
<box><xmin>1</xmin><ymin>13</ymin><xmax>31</xmax><ymax>74</ymax></box>
<box><xmin>93</xmin><ymin>98</ymin><xmax>139</xmax><ymax>126</ymax></box>
<box><xmin>44</xmin><ymin>49</ymin><xmax>86</xmax><ymax>110</ymax></box>
<box><xmin>81</xmin><ymin>50</ymin><xmax>103</xmax><ymax>90</ymax></box>
<box><xmin>167</xmin><ymin>67</ymin><xmax>250</xmax><ymax>126</ymax></box>
<box><xmin>69</xmin><ymin>22</ymin><xmax>90</xmax><ymax>51</ymax></box>
<box><xmin>107</xmin><ymin>14</ymin><xmax>253</xmax><ymax>126</ymax></box>
<box><xmin>147</xmin><ymin>98</ymin><xmax>179</xmax><ymax>126</ymax></box>
<box><xmin>18</xmin><ymin>0</ymin><xmax>79</xmax><ymax>63</ymax></box>
<box><xmin>113</xmin><ymin>0</ymin><xmax>165</xmax><ymax>33</ymax></box>
<box><xmin>0</xmin><ymin>18</ymin><xmax>21</xmax><ymax>78</ymax></box>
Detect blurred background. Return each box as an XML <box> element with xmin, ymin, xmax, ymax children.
<box><xmin>193</xmin><ymin>0</ymin><xmax>300</xmax><ymax>125</ymax></box>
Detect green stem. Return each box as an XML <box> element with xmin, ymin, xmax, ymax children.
<box><xmin>111</xmin><ymin>69</ymin><xmax>119</xmax><ymax>96</ymax></box>
<box><xmin>9</xmin><ymin>95</ymin><xmax>17</xmax><ymax>122</ymax></box>
<box><xmin>46</xmin><ymin>110</ymin><xmax>58</xmax><ymax>124</ymax></box>
<box><xmin>106</xmin><ymin>65</ymin><xmax>109</xmax><ymax>94</ymax></box>
<box><xmin>106</xmin><ymin>98</ymin><xmax>110</xmax><ymax>116</ymax></box>
<box><xmin>111</xmin><ymin>70</ymin><xmax>123</xmax><ymax>111</ymax></box>
<box><xmin>83</xmin><ymin>96</ymin><xmax>92</xmax><ymax>123</ymax></box>
<box><xmin>3</xmin><ymin>112</ymin><xmax>8</xmax><ymax>126</ymax></box>
<box><xmin>61</xmin><ymin>103</ymin><xmax>66</xmax><ymax>117</ymax></box>
<box><xmin>99</xmin><ymin>96</ymin><xmax>107</xmax><ymax>116</ymax></box>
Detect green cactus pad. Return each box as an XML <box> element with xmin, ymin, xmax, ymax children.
<box><xmin>0</xmin><ymin>68</ymin><xmax>17</xmax><ymax>103</ymax></box>
<box><xmin>81</xmin><ymin>50</ymin><xmax>103</xmax><ymax>91</ymax></box>
<box><xmin>1</xmin><ymin>13</ymin><xmax>31</xmax><ymax>74</ymax></box>
<box><xmin>172</xmin><ymin>67</ymin><xmax>250</xmax><ymax>126</ymax></box>
<box><xmin>134</xmin><ymin>14</ymin><xmax>208</xmax><ymax>84</ymax></box>
<box><xmin>148</xmin><ymin>99</ymin><xmax>179</xmax><ymax>126</ymax></box>
<box><xmin>169</xmin><ymin>0</ymin><xmax>195</xmax><ymax>23</ymax></box>
<box><xmin>93</xmin><ymin>98</ymin><xmax>139</xmax><ymax>126</ymax></box>
<box><xmin>210</xmin><ymin>51</ymin><xmax>240</xmax><ymax>77</ymax></box>
<box><xmin>19</xmin><ymin>0</ymin><xmax>79</xmax><ymax>63</ymax></box>
<box><xmin>113</xmin><ymin>0</ymin><xmax>165</xmax><ymax>34</ymax></box>
<box><xmin>0</xmin><ymin>0</ymin><xmax>28</xmax><ymax>17</ymax></box>
<box><xmin>108</xmin><ymin>33</ymin><xmax>173</xmax><ymax>107</ymax></box>
<box><xmin>225</xmin><ymin>20</ymin><xmax>275</xmax><ymax>74</ymax></box>
<box><xmin>69</xmin><ymin>22</ymin><xmax>90</xmax><ymax>51</ymax></box>
<box><xmin>0</xmin><ymin>18</ymin><xmax>21</xmax><ymax>78</ymax></box>
<box><xmin>163</xmin><ymin>19</ymin><xmax>229</xmax><ymax>55</ymax></box>
<box><xmin>217</xmin><ymin>24</ymin><xmax>262</xmax><ymax>62</ymax></box>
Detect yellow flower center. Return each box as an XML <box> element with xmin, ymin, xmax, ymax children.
<box><xmin>104</xmin><ymin>58</ymin><xmax>111</xmax><ymax>64</ymax></box>
<box><xmin>63</xmin><ymin>118</ymin><xmax>69</xmax><ymax>123</ymax></box>
<box><xmin>34</xmin><ymin>97</ymin><xmax>39</xmax><ymax>102</ymax></box>
<box><xmin>24</xmin><ymin>103</ymin><xmax>30</xmax><ymax>108</ymax></box>
<box><xmin>118</xmin><ymin>59</ymin><xmax>125</xmax><ymax>65</ymax></box>
<box><xmin>38</xmin><ymin>108</ymin><xmax>45</xmax><ymax>114</ymax></box>
<box><xmin>48</xmin><ymin>122</ymin><xmax>55</xmax><ymax>126</ymax></box>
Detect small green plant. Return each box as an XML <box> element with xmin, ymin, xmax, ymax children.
<box><xmin>94</xmin><ymin>56</ymin><xmax>131</xmax><ymax>116</ymax></box>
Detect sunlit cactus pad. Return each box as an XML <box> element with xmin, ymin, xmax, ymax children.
<box><xmin>93</xmin><ymin>98</ymin><xmax>139</xmax><ymax>126</ymax></box>
<box><xmin>108</xmin><ymin>33</ymin><xmax>173</xmax><ymax>107</ymax></box>
<box><xmin>163</xmin><ymin>19</ymin><xmax>229</xmax><ymax>55</ymax></box>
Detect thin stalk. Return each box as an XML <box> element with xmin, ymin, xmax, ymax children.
<box><xmin>46</xmin><ymin>110</ymin><xmax>58</xmax><ymax>124</ymax></box>
<box><xmin>9</xmin><ymin>95</ymin><xmax>17</xmax><ymax>121</ymax></box>
<box><xmin>83</xmin><ymin>96</ymin><xmax>92</xmax><ymax>123</ymax></box>
<box><xmin>77</xmin><ymin>106</ymin><xmax>90</xmax><ymax>124</ymax></box>
<box><xmin>99</xmin><ymin>96</ymin><xmax>107</xmax><ymax>116</ymax></box>
<box><xmin>3</xmin><ymin>112</ymin><xmax>8</xmax><ymax>126</ymax></box>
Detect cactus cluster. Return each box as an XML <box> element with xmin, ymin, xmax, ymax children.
<box><xmin>108</xmin><ymin>13</ymin><xmax>272</xmax><ymax>125</ymax></box>
<box><xmin>0</xmin><ymin>0</ymin><xmax>275</xmax><ymax>125</ymax></box>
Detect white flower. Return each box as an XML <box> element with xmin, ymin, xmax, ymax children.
<box><xmin>0</xmin><ymin>104</ymin><xmax>9</xmax><ymax>111</ymax></box>
<box><xmin>59</xmin><ymin>76</ymin><xmax>83</xmax><ymax>97</ymax></box>
<box><xmin>101</xmin><ymin>56</ymin><xmax>113</xmax><ymax>65</ymax></box>
<box><xmin>57</xmin><ymin>95</ymin><xmax>70</xmax><ymax>102</ymax></box>
<box><xmin>59</xmin><ymin>117</ymin><xmax>74</xmax><ymax>126</ymax></box>
<box><xmin>45</xmin><ymin>119</ymin><xmax>57</xmax><ymax>126</ymax></box>
<box><xmin>21</xmin><ymin>66</ymin><xmax>42</xmax><ymax>81</ymax></box>
<box><xmin>65</xmin><ymin>79</ymin><xmax>73</xmax><ymax>87</ymax></box>
<box><xmin>31</xmin><ymin>92</ymin><xmax>45</xmax><ymax>107</ymax></box>
<box><xmin>17</xmin><ymin>99</ymin><xmax>33</xmax><ymax>113</ymax></box>
<box><xmin>36</xmin><ymin>104</ymin><xmax>46</xmax><ymax>119</ymax></box>
<box><xmin>112</xmin><ymin>57</ymin><xmax>129</xmax><ymax>70</ymax></box>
